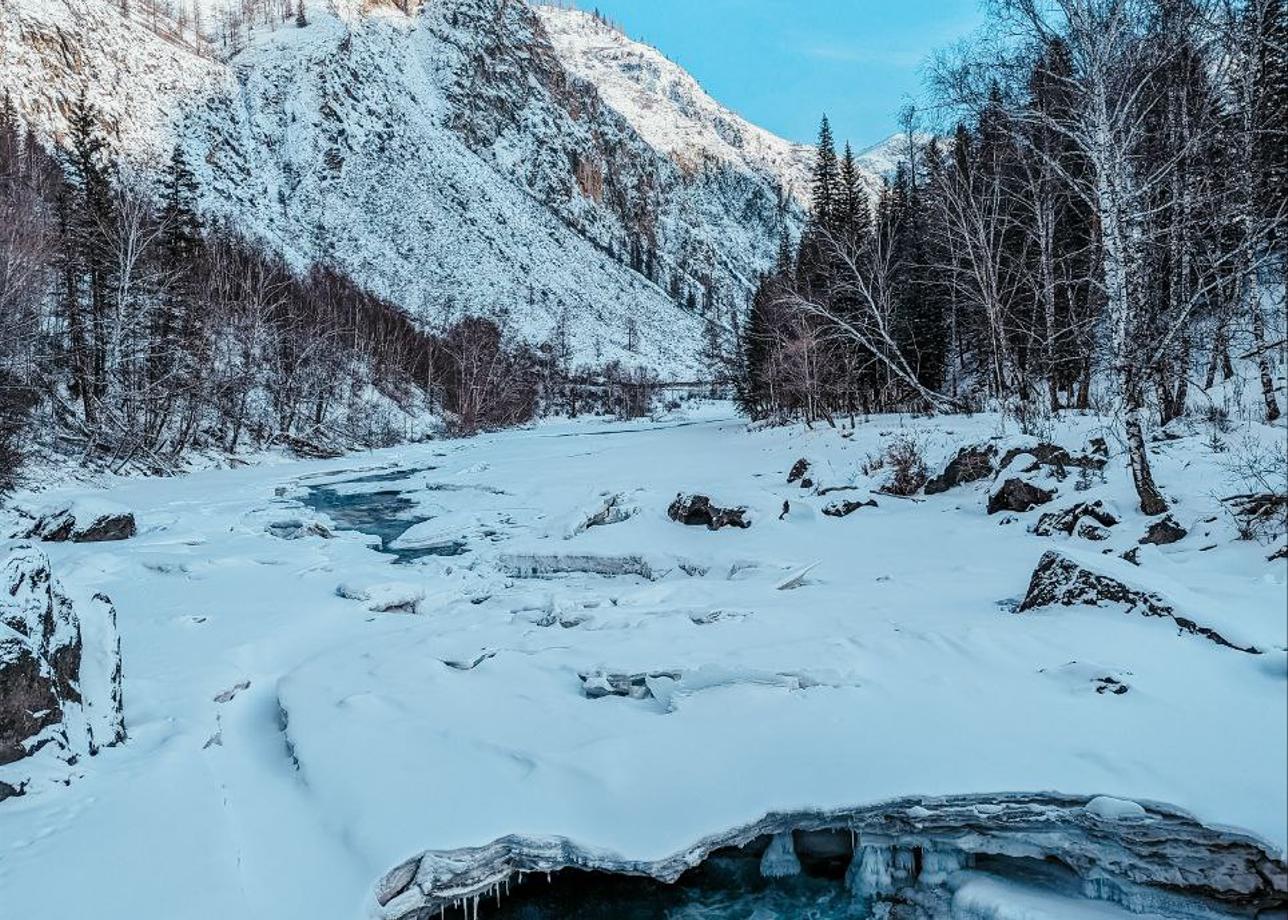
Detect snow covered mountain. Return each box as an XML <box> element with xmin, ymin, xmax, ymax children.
<box><xmin>0</xmin><ymin>0</ymin><xmax>854</xmax><ymax>377</ymax></box>
<box><xmin>534</xmin><ymin>5</ymin><xmax>817</xmax><ymax>206</ymax></box>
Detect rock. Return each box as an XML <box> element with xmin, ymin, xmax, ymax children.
<box><xmin>1017</xmin><ymin>550</ymin><xmax>1258</xmax><ymax>653</ymax></box>
<box><xmin>1140</xmin><ymin>515</ymin><xmax>1187</xmax><ymax>546</ymax></box>
<box><xmin>667</xmin><ymin>494</ymin><xmax>750</xmax><ymax>530</ymax></box>
<box><xmin>1000</xmin><ymin>442</ymin><xmax>1105</xmax><ymax>479</ymax></box>
<box><xmin>925</xmin><ymin>444</ymin><xmax>997</xmax><ymax>495</ymax></box>
<box><xmin>266</xmin><ymin>519</ymin><xmax>332</xmax><ymax>540</ymax></box>
<box><xmin>1034</xmin><ymin>501</ymin><xmax>1120</xmax><ymax>537</ymax></box>
<box><xmin>823</xmin><ymin>498</ymin><xmax>878</xmax><ymax>518</ymax></box>
<box><xmin>578</xmin><ymin>669</ymin><xmax>681</xmax><ymax>700</ymax></box>
<box><xmin>0</xmin><ymin>544</ymin><xmax>125</xmax><ymax>799</ymax></box>
<box><xmin>787</xmin><ymin>458</ymin><xmax>810</xmax><ymax>484</ymax></box>
<box><xmin>1089</xmin><ymin>437</ymin><xmax>1109</xmax><ymax>458</ymax></box>
<box><xmin>25</xmin><ymin>503</ymin><xmax>137</xmax><ymax>543</ymax></box>
<box><xmin>988</xmin><ymin>479</ymin><xmax>1055</xmax><ymax>515</ymax></box>
<box><xmin>1075</xmin><ymin>520</ymin><xmax>1112</xmax><ymax>542</ymax></box>
<box><xmin>799</xmin><ymin>477</ymin><xmax>813</xmax><ymax>490</ymax></box>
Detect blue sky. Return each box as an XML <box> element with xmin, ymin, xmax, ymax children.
<box><xmin>578</xmin><ymin>0</ymin><xmax>983</xmax><ymax>150</ymax></box>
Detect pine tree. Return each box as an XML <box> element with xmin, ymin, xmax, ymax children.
<box><xmin>62</xmin><ymin>90</ymin><xmax>116</xmax><ymax>424</ymax></box>
<box><xmin>810</xmin><ymin>116</ymin><xmax>839</xmax><ymax>227</ymax></box>
<box><xmin>837</xmin><ymin>142</ymin><xmax>871</xmax><ymax>241</ymax></box>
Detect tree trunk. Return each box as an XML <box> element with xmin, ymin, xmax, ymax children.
<box><xmin>1124</xmin><ymin>372</ymin><xmax>1168</xmax><ymax>515</ymax></box>
<box><xmin>1248</xmin><ymin>272</ymin><xmax>1282</xmax><ymax>422</ymax></box>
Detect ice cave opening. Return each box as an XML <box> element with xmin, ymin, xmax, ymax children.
<box><xmin>399</xmin><ymin>825</ymin><xmax>1283</xmax><ymax>920</ymax></box>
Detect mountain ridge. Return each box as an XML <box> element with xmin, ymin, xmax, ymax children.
<box><xmin>0</xmin><ymin>0</ymin><xmax>862</xmax><ymax>378</ymax></box>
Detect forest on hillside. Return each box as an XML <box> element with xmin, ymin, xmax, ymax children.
<box><xmin>736</xmin><ymin>0</ymin><xmax>1286</xmax><ymax>516</ymax></box>
<box><xmin>0</xmin><ymin>91</ymin><xmax>671</xmax><ymax>489</ymax></box>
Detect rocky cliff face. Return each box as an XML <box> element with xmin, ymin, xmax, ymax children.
<box><xmin>0</xmin><ymin>0</ymin><xmax>842</xmax><ymax>377</ymax></box>
<box><xmin>0</xmin><ymin>543</ymin><xmax>126</xmax><ymax>800</ymax></box>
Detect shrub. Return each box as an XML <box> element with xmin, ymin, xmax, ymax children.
<box><xmin>882</xmin><ymin>434</ymin><xmax>928</xmax><ymax>496</ymax></box>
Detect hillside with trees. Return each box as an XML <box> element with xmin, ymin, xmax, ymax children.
<box><xmin>736</xmin><ymin>0</ymin><xmax>1286</xmax><ymax>517</ymax></box>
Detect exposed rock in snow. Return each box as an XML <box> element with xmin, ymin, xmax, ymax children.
<box><xmin>667</xmin><ymin>493</ymin><xmax>750</xmax><ymax>530</ymax></box>
<box><xmin>578</xmin><ymin>669</ymin><xmax>681</xmax><ymax>700</ymax></box>
<box><xmin>1017</xmin><ymin>550</ymin><xmax>1261</xmax><ymax>653</ymax></box>
<box><xmin>822</xmin><ymin>498</ymin><xmax>879</xmax><ymax>518</ymax></box>
<box><xmin>0</xmin><ymin>544</ymin><xmax>125</xmax><ymax>800</ymax></box>
<box><xmin>925</xmin><ymin>444</ymin><xmax>998</xmax><ymax>495</ymax></box>
<box><xmin>22</xmin><ymin>501</ymin><xmax>137</xmax><ymax>543</ymax></box>
<box><xmin>988</xmin><ymin>478</ymin><xmax>1056</xmax><ymax>515</ymax></box>
<box><xmin>562</xmin><ymin>492</ymin><xmax>636</xmax><ymax>538</ymax></box>
<box><xmin>1139</xmin><ymin>515</ymin><xmax>1188</xmax><ymax>546</ymax></box>
<box><xmin>787</xmin><ymin>458</ymin><xmax>811</xmax><ymax>484</ymax></box>
<box><xmin>371</xmin><ymin>792</ymin><xmax>1288</xmax><ymax>919</ymax></box>
<box><xmin>1033</xmin><ymin>501</ymin><xmax>1120</xmax><ymax>537</ymax></box>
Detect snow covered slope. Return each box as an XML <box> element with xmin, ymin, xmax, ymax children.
<box><xmin>535</xmin><ymin>5</ymin><xmax>817</xmax><ymax>204</ymax></box>
<box><xmin>0</xmin><ymin>0</ymin><xmax>818</xmax><ymax>377</ymax></box>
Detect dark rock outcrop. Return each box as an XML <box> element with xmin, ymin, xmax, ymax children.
<box><xmin>0</xmin><ymin>544</ymin><xmax>125</xmax><ymax>799</ymax></box>
<box><xmin>1139</xmin><ymin>516</ymin><xmax>1187</xmax><ymax>546</ymax></box>
<box><xmin>25</xmin><ymin>507</ymin><xmax>136</xmax><ymax>543</ymax></box>
<box><xmin>927</xmin><ymin>441</ymin><xmax>1103</xmax><ymax>496</ymax></box>
<box><xmin>822</xmin><ymin>498</ymin><xmax>879</xmax><ymax>518</ymax></box>
<box><xmin>988</xmin><ymin>479</ymin><xmax>1055</xmax><ymax>515</ymax></box>
<box><xmin>1017</xmin><ymin>550</ymin><xmax>1258</xmax><ymax>653</ymax></box>
<box><xmin>667</xmin><ymin>494</ymin><xmax>750</xmax><ymax>530</ymax></box>
<box><xmin>999</xmin><ymin>443</ymin><xmax>1106</xmax><ymax>480</ymax></box>
<box><xmin>924</xmin><ymin>444</ymin><xmax>997</xmax><ymax>495</ymax></box>
<box><xmin>1033</xmin><ymin>501</ymin><xmax>1120</xmax><ymax>537</ymax></box>
<box><xmin>787</xmin><ymin>458</ymin><xmax>810</xmax><ymax>484</ymax></box>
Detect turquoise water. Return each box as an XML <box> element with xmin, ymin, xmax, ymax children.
<box><xmin>489</xmin><ymin>858</ymin><xmax>873</xmax><ymax>920</ymax></box>
<box><xmin>301</xmin><ymin>471</ymin><xmax>468</xmax><ymax>563</ymax></box>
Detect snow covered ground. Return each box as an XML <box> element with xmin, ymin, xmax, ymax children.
<box><xmin>0</xmin><ymin>403</ymin><xmax>1284</xmax><ymax>919</ymax></box>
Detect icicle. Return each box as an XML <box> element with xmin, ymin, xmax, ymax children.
<box><xmin>759</xmin><ymin>833</ymin><xmax>802</xmax><ymax>879</ymax></box>
<box><xmin>846</xmin><ymin>845</ymin><xmax>896</xmax><ymax>901</ymax></box>
<box><xmin>892</xmin><ymin>848</ymin><xmax>917</xmax><ymax>884</ymax></box>
<box><xmin>919</xmin><ymin>846</ymin><xmax>968</xmax><ymax>886</ymax></box>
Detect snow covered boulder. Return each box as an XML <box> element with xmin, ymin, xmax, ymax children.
<box><xmin>667</xmin><ymin>494</ymin><xmax>750</xmax><ymax>530</ymax></box>
<box><xmin>925</xmin><ymin>443</ymin><xmax>998</xmax><ymax>495</ymax></box>
<box><xmin>266</xmin><ymin>518</ymin><xmax>333</xmax><ymax>540</ymax></box>
<box><xmin>988</xmin><ymin>478</ymin><xmax>1055</xmax><ymax>515</ymax></box>
<box><xmin>24</xmin><ymin>500</ymin><xmax>136</xmax><ymax>543</ymax></box>
<box><xmin>1033</xmin><ymin>501</ymin><xmax>1120</xmax><ymax>537</ymax></box>
<box><xmin>0</xmin><ymin>544</ymin><xmax>125</xmax><ymax>800</ymax></box>
<box><xmin>1017</xmin><ymin>550</ymin><xmax>1260</xmax><ymax>653</ymax></box>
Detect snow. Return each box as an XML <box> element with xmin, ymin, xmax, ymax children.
<box><xmin>0</xmin><ymin>404</ymin><xmax>1284</xmax><ymax>918</ymax></box>
<box><xmin>1084</xmin><ymin>796</ymin><xmax>1148</xmax><ymax>821</ymax></box>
